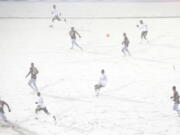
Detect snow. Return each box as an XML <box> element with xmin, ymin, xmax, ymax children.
<box><xmin>0</xmin><ymin>1</ymin><xmax>180</xmax><ymax>135</ymax></box>
<box><xmin>0</xmin><ymin>2</ymin><xmax>180</xmax><ymax>18</ymax></box>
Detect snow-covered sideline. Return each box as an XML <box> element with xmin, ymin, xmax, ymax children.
<box><xmin>0</xmin><ymin>2</ymin><xmax>180</xmax><ymax>18</ymax></box>
<box><xmin>0</xmin><ymin>1</ymin><xmax>180</xmax><ymax>135</ymax></box>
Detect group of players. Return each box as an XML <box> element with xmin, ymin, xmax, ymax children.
<box><xmin>49</xmin><ymin>5</ymin><xmax>149</xmax><ymax>56</ymax></box>
<box><xmin>0</xmin><ymin>4</ymin><xmax>180</xmax><ymax>128</ymax></box>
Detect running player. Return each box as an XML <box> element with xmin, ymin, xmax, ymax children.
<box><xmin>25</xmin><ymin>62</ymin><xmax>39</xmax><ymax>92</ymax></box>
<box><xmin>0</xmin><ymin>98</ymin><xmax>11</xmax><ymax>123</ymax></box>
<box><xmin>170</xmin><ymin>86</ymin><xmax>180</xmax><ymax>116</ymax></box>
<box><xmin>137</xmin><ymin>20</ymin><xmax>148</xmax><ymax>43</ymax></box>
<box><xmin>122</xmin><ymin>33</ymin><xmax>130</xmax><ymax>56</ymax></box>
<box><xmin>69</xmin><ymin>27</ymin><xmax>83</xmax><ymax>50</ymax></box>
<box><xmin>50</xmin><ymin>4</ymin><xmax>66</xmax><ymax>27</ymax></box>
<box><xmin>35</xmin><ymin>92</ymin><xmax>56</xmax><ymax>123</ymax></box>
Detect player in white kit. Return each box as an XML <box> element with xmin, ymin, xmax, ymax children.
<box><xmin>94</xmin><ymin>69</ymin><xmax>107</xmax><ymax>97</ymax></box>
<box><xmin>35</xmin><ymin>92</ymin><xmax>56</xmax><ymax>123</ymax></box>
<box><xmin>25</xmin><ymin>63</ymin><xmax>39</xmax><ymax>92</ymax></box>
<box><xmin>50</xmin><ymin>4</ymin><xmax>66</xmax><ymax>27</ymax></box>
<box><xmin>137</xmin><ymin>20</ymin><xmax>148</xmax><ymax>43</ymax></box>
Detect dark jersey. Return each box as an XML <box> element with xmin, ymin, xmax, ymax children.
<box><xmin>69</xmin><ymin>30</ymin><xmax>77</xmax><ymax>39</ymax></box>
<box><xmin>30</xmin><ymin>67</ymin><xmax>38</xmax><ymax>79</ymax></box>
<box><xmin>0</xmin><ymin>101</ymin><xmax>9</xmax><ymax>113</ymax></box>
<box><xmin>173</xmin><ymin>91</ymin><xmax>180</xmax><ymax>104</ymax></box>
<box><xmin>122</xmin><ymin>36</ymin><xmax>130</xmax><ymax>47</ymax></box>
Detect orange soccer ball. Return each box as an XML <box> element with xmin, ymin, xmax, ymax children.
<box><xmin>106</xmin><ymin>34</ymin><xmax>110</xmax><ymax>38</ymax></box>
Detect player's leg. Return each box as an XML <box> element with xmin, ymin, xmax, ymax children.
<box><xmin>71</xmin><ymin>39</ymin><xmax>75</xmax><ymax>49</ymax></box>
<box><xmin>43</xmin><ymin>107</ymin><xmax>50</xmax><ymax>115</ymax></box>
<box><xmin>63</xmin><ymin>18</ymin><xmax>67</xmax><ymax>22</ymax></box>
<box><xmin>94</xmin><ymin>84</ymin><xmax>100</xmax><ymax>90</ymax></box>
<box><xmin>177</xmin><ymin>104</ymin><xmax>180</xmax><ymax>115</ymax></box>
<box><xmin>0</xmin><ymin>113</ymin><xmax>15</xmax><ymax>127</ymax></box>
<box><xmin>122</xmin><ymin>47</ymin><xmax>126</xmax><ymax>56</ymax></box>
<box><xmin>144</xmin><ymin>31</ymin><xmax>148</xmax><ymax>40</ymax></box>
<box><xmin>35</xmin><ymin>106</ymin><xmax>41</xmax><ymax>119</ymax></box>
<box><xmin>56</xmin><ymin>15</ymin><xmax>61</xmax><ymax>21</ymax></box>
<box><xmin>49</xmin><ymin>16</ymin><xmax>56</xmax><ymax>27</ymax></box>
<box><xmin>173</xmin><ymin>103</ymin><xmax>175</xmax><ymax>110</ymax></box>
<box><xmin>53</xmin><ymin>15</ymin><xmax>60</xmax><ymax>22</ymax></box>
<box><xmin>32</xmin><ymin>79</ymin><xmax>38</xmax><ymax>91</ymax></box>
<box><xmin>174</xmin><ymin>103</ymin><xmax>180</xmax><ymax>115</ymax></box>
<box><xmin>28</xmin><ymin>79</ymin><xmax>35</xmax><ymax>90</ymax></box>
<box><xmin>125</xmin><ymin>47</ymin><xmax>131</xmax><ymax>56</ymax></box>
<box><xmin>43</xmin><ymin>108</ymin><xmax>57</xmax><ymax>124</ymax></box>
<box><xmin>142</xmin><ymin>31</ymin><xmax>146</xmax><ymax>40</ymax></box>
<box><xmin>173</xmin><ymin>103</ymin><xmax>178</xmax><ymax>112</ymax></box>
<box><xmin>0</xmin><ymin>112</ymin><xmax>7</xmax><ymax>122</ymax></box>
<box><xmin>74</xmin><ymin>40</ymin><xmax>83</xmax><ymax>50</ymax></box>
<box><xmin>141</xmin><ymin>31</ymin><xmax>144</xmax><ymax>40</ymax></box>
<box><xmin>94</xmin><ymin>84</ymin><xmax>102</xmax><ymax>97</ymax></box>
<box><xmin>35</xmin><ymin>108</ymin><xmax>40</xmax><ymax>114</ymax></box>
<box><xmin>52</xmin><ymin>16</ymin><xmax>56</xmax><ymax>23</ymax></box>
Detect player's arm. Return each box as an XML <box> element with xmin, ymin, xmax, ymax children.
<box><xmin>137</xmin><ymin>24</ymin><xmax>142</xmax><ymax>31</ymax></box>
<box><xmin>75</xmin><ymin>31</ymin><xmax>81</xmax><ymax>38</ymax></box>
<box><xmin>35</xmin><ymin>68</ymin><xmax>39</xmax><ymax>75</ymax></box>
<box><xmin>25</xmin><ymin>68</ymin><xmax>31</xmax><ymax>78</ymax></box>
<box><xmin>69</xmin><ymin>31</ymin><xmax>71</xmax><ymax>36</ymax></box>
<box><xmin>122</xmin><ymin>39</ymin><xmax>125</xmax><ymax>45</ymax></box>
<box><xmin>171</xmin><ymin>93</ymin><xmax>176</xmax><ymax>99</ymax></box>
<box><xmin>3</xmin><ymin>101</ymin><xmax>11</xmax><ymax>112</ymax></box>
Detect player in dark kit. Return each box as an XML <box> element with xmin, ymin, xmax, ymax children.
<box><xmin>69</xmin><ymin>27</ymin><xmax>83</xmax><ymax>50</ymax></box>
<box><xmin>121</xmin><ymin>33</ymin><xmax>130</xmax><ymax>56</ymax></box>
<box><xmin>25</xmin><ymin>62</ymin><xmax>39</xmax><ymax>92</ymax></box>
<box><xmin>171</xmin><ymin>86</ymin><xmax>180</xmax><ymax>116</ymax></box>
<box><xmin>0</xmin><ymin>98</ymin><xmax>11</xmax><ymax>122</ymax></box>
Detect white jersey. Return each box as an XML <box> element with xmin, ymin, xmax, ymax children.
<box><xmin>37</xmin><ymin>96</ymin><xmax>45</xmax><ymax>108</ymax></box>
<box><xmin>139</xmin><ymin>24</ymin><xmax>148</xmax><ymax>32</ymax></box>
<box><xmin>99</xmin><ymin>74</ymin><xmax>107</xmax><ymax>87</ymax></box>
<box><xmin>51</xmin><ymin>8</ymin><xmax>60</xmax><ymax>16</ymax></box>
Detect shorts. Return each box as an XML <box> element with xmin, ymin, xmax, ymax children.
<box><xmin>36</xmin><ymin>106</ymin><xmax>49</xmax><ymax>114</ymax></box>
<box><xmin>94</xmin><ymin>84</ymin><xmax>104</xmax><ymax>90</ymax></box>
<box><xmin>0</xmin><ymin>112</ymin><xmax>7</xmax><ymax>121</ymax></box>
<box><xmin>141</xmin><ymin>31</ymin><xmax>148</xmax><ymax>37</ymax></box>
<box><xmin>52</xmin><ymin>15</ymin><xmax>61</xmax><ymax>21</ymax></box>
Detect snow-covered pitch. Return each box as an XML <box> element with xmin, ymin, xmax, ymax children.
<box><xmin>0</xmin><ymin>1</ymin><xmax>180</xmax><ymax>135</ymax></box>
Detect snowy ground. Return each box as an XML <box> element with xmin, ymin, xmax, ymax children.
<box><xmin>0</xmin><ymin>2</ymin><xmax>180</xmax><ymax>135</ymax></box>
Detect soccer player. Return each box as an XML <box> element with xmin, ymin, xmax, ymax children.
<box><xmin>69</xmin><ymin>27</ymin><xmax>83</xmax><ymax>50</ymax></box>
<box><xmin>0</xmin><ymin>98</ymin><xmax>11</xmax><ymax>123</ymax></box>
<box><xmin>170</xmin><ymin>86</ymin><xmax>180</xmax><ymax>116</ymax></box>
<box><xmin>137</xmin><ymin>20</ymin><xmax>148</xmax><ymax>43</ymax></box>
<box><xmin>94</xmin><ymin>69</ymin><xmax>107</xmax><ymax>97</ymax></box>
<box><xmin>35</xmin><ymin>92</ymin><xmax>56</xmax><ymax>123</ymax></box>
<box><xmin>50</xmin><ymin>4</ymin><xmax>66</xmax><ymax>27</ymax></box>
<box><xmin>25</xmin><ymin>62</ymin><xmax>39</xmax><ymax>92</ymax></box>
<box><xmin>122</xmin><ymin>33</ymin><xmax>130</xmax><ymax>56</ymax></box>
